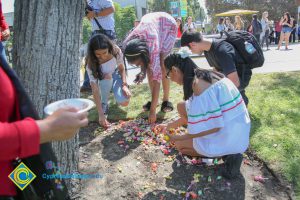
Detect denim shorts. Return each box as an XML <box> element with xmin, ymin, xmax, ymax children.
<box><xmin>282</xmin><ymin>27</ymin><xmax>292</xmax><ymax>33</ymax></box>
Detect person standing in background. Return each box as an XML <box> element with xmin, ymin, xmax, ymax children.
<box><xmin>289</xmin><ymin>16</ymin><xmax>297</xmax><ymax>43</ymax></box>
<box><xmin>249</xmin><ymin>14</ymin><xmax>262</xmax><ymax>43</ymax></box>
<box><xmin>217</xmin><ymin>18</ymin><xmax>225</xmax><ymax>38</ymax></box>
<box><xmin>183</xmin><ymin>16</ymin><xmax>196</xmax><ymax>32</ymax></box>
<box><xmin>81</xmin><ymin>0</ymin><xmax>116</xmax><ymax>93</ymax></box>
<box><xmin>260</xmin><ymin>11</ymin><xmax>270</xmax><ymax>50</ymax></box>
<box><xmin>0</xmin><ymin>0</ymin><xmax>10</xmax><ymax>61</ymax></box>
<box><xmin>277</xmin><ymin>12</ymin><xmax>293</xmax><ymax>50</ymax></box>
<box><xmin>275</xmin><ymin>19</ymin><xmax>282</xmax><ymax>44</ymax></box>
<box><xmin>234</xmin><ymin>15</ymin><xmax>244</xmax><ymax>31</ymax></box>
<box><xmin>224</xmin><ymin>17</ymin><xmax>234</xmax><ymax>32</ymax></box>
<box><xmin>176</xmin><ymin>18</ymin><xmax>183</xmax><ymax>38</ymax></box>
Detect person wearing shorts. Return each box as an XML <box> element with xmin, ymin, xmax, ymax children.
<box><xmin>277</xmin><ymin>12</ymin><xmax>294</xmax><ymax>50</ymax></box>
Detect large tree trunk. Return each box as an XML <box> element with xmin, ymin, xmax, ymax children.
<box><xmin>12</xmin><ymin>0</ymin><xmax>85</xmax><ymax>195</ymax></box>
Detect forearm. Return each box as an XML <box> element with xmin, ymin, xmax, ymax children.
<box><xmin>150</xmin><ymin>81</ymin><xmax>160</xmax><ymax>112</ymax></box>
<box><xmin>97</xmin><ymin>7</ymin><xmax>115</xmax><ymax>17</ymax></box>
<box><xmin>118</xmin><ymin>64</ymin><xmax>127</xmax><ymax>84</ymax></box>
<box><xmin>91</xmin><ymin>83</ymin><xmax>104</xmax><ymax>115</ymax></box>
<box><xmin>174</xmin><ymin>128</ymin><xmax>220</xmax><ymax>141</ymax></box>
<box><xmin>167</xmin><ymin>117</ymin><xmax>186</xmax><ymax>130</ymax></box>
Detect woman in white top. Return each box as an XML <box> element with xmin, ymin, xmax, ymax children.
<box><xmin>157</xmin><ymin>52</ymin><xmax>251</xmax><ymax>179</ymax></box>
<box><xmin>183</xmin><ymin>16</ymin><xmax>196</xmax><ymax>32</ymax></box>
<box><xmin>86</xmin><ymin>34</ymin><xmax>131</xmax><ymax>128</ymax></box>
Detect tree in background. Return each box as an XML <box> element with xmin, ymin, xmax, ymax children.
<box><xmin>82</xmin><ymin>18</ymin><xmax>92</xmax><ymax>44</ymax></box>
<box><xmin>148</xmin><ymin>0</ymin><xmax>169</xmax><ymax>12</ymax></box>
<box><xmin>114</xmin><ymin>3</ymin><xmax>136</xmax><ymax>40</ymax></box>
<box><xmin>205</xmin><ymin>0</ymin><xmax>297</xmax><ymax>25</ymax></box>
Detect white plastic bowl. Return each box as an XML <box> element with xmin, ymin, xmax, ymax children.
<box><xmin>44</xmin><ymin>98</ymin><xmax>95</xmax><ymax>115</ymax></box>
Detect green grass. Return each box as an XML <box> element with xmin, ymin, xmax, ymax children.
<box><xmin>85</xmin><ymin>72</ymin><xmax>300</xmax><ymax>197</ymax></box>
<box><xmin>247</xmin><ymin>72</ymin><xmax>300</xmax><ymax>198</ymax></box>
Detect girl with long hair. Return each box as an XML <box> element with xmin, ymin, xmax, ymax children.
<box><xmin>123</xmin><ymin>12</ymin><xmax>177</xmax><ymax>123</ymax></box>
<box><xmin>277</xmin><ymin>12</ymin><xmax>294</xmax><ymax>50</ymax></box>
<box><xmin>234</xmin><ymin>15</ymin><xmax>244</xmax><ymax>31</ymax></box>
<box><xmin>87</xmin><ymin>34</ymin><xmax>131</xmax><ymax>128</ymax></box>
<box><xmin>157</xmin><ymin>51</ymin><xmax>251</xmax><ymax>179</ymax></box>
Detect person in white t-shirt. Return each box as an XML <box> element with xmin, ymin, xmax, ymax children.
<box><xmin>157</xmin><ymin>52</ymin><xmax>251</xmax><ymax>179</ymax></box>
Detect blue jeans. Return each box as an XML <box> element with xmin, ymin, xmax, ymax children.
<box><xmin>0</xmin><ymin>42</ymin><xmax>7</xmax><ymax>62</ymax></box>
<box><xmin>99</xmin><ymin>71</ymin><xmax>128</xmax><ymax>107</ymax></box>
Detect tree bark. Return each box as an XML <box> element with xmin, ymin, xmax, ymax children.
<box><xmin>12</xmin><ymin>0</ymin><xmax>85</xmax><ymax>195</ymax></box>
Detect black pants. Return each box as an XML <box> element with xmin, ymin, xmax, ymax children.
<box><xmin>254</xmin><ymin>34</ymin><xmax>260</xmax><ymax>43</ymax></box>
<box><xmin>289</xmin><ymin>29</ymin><xmax>296</xmax><ymax>43</ymax></box>
<box><xmin>275</xmin><ymin>31</ymin><xmax>281</xmax><ymax>44</ymax></box>
<box><xmin>260</xmin><ymin>30</ymin><xmax>270</xmax><ymax>49</ymax></box>
<box><xmin>237</xmin><ymin>65</ymin><xmax>252</xmax><ymax>106</ymax></box>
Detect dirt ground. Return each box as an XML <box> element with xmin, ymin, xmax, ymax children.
<box><xmin>72</xmin><ymin>120</ymin><xmax>294</xmax><ymax>200</ymax></box>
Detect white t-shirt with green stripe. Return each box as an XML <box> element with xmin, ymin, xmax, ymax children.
<box><xmin>186</xmin><ymin>78</ymin><xmax>251</xmax><ymax>157</ymax></box>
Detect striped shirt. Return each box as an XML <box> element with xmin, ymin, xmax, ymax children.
<box><xmin>87</xmin><ymin>0</ymin><xmax>115</xmax><ymax>32</ymax></box>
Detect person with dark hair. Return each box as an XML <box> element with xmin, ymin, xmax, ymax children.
<box><xmin>217</xmin><ymin>18</ymin><xmax>225</xmax><ymax>38</ymax></box>
<box><xmin>176</xmin><ymin>18</ymin><xmax>183</xmax><ymax>38</ymax></box>
<box><xmin>158</xmin><ymin>53</ymin><xmax>251</xmax><ymax>179</ymax></box>
<box><xmin>123</xmin><ymin>12</ymin><xmax>177</xmax><ymax>123</ymax></box>
<box><xmin>277</xmin><ymin>12</ymin><xmax>293</xmax><ymax>50</ymax></box>
<box><xmin>181</xmin><ymin>31</ymin><xmax>252</xmax><ymax>106</ymax></box>
<box><xmin>249</xmin><ymin>14</ymin><xmax>262</xmax><ymax>43</ymax></box>
<box><xmin>81</xmin><ymin>0</ymin><xmax>116</xmax><ymax>93</ymax></box>
<box><xmin>275</xmin><ymin>19</ymin><xmax>282</xmax><ymax>44</ymax></box>
<box><xmin>164</xmin><ymin>51</ymin><xmax>197</xmax><ymax>100</ymax></box>
<box><xmin>289</xmin><ymin>16</ymin><xmax>297</xmax><ymax>43</ymax></box>
<box><xmin>86</xmin><ymin>34</ymin><xmax>131</xmax><ymax>128</ymax></box>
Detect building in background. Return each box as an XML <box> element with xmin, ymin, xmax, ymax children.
<box><xmin>2</xmin><ymin>0</ymin><xmax>14</xmax><ymax>27</ymax></box>
<box><xmin>114</xmin><ymin>0</ymin><xmax>147</xmax><ymax>20</ymax></box>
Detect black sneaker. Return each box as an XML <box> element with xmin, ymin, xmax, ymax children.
<box><xmin>221</xmin><ymin>153</ymin><xmax>243</xmax><ymax>179</ymax></box>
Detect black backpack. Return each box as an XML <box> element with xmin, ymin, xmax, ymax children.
<box><xmin>223</xmin><ymin>30</ymin><xmax>264</xmax><ymax>69</ymax></box>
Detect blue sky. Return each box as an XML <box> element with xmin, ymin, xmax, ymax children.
<box><xmin>2</xmin><ymin>0</ymin><xmax>14</xmax><ymax>13</ymax></box>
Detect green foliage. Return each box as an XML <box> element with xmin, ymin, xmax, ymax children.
<box><xmin>147</xmin><ymin>0</ymin><xmax>169</xmax><ymax>12</ymax></box>
<box><xmin>114</xmin><ymin>2</ymin><xmax>136</xmax><ymax>40</ymax></box>
<box><xmin>205</xmin><ymin>0</ymin><xmax>298</xmax><ymax>25</ymax></box>
<box><xmin>82</xmin><ymin>18</ymin><xmax>92</xmax><ymax>44</ymax></box>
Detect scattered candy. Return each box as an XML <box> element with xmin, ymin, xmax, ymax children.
<box><xmin>189</xmin><ymin>191</ymin><xmax>198</xmax><ymax>199</ymax></box>
<box><xmin>117</xmin><ymin>167</ymin><xmax>122</xmax><ymax>173</ymax></box>
<box><xmin>243</xmin><ymin>159</ymin><xmax>252</xmax><ymax>166</ymax></box>
<box><xmin>208</xmin><ymin>176</ymin><xmax>212</xmax><ymax>183</ymax></box>
<box><xmin>151</xmin><ymin>163</ymin><xmax>158</xmax><ymax>172</ymax></box>
<box><xmin>254</xmin><ymin>175</ymin><xmax>268</xmax><ymax>183</ymax></box>
<box><xmin>198</xmin><ymin>190</ymin><xmax>203</xmax><ymax>196</ymax></box>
